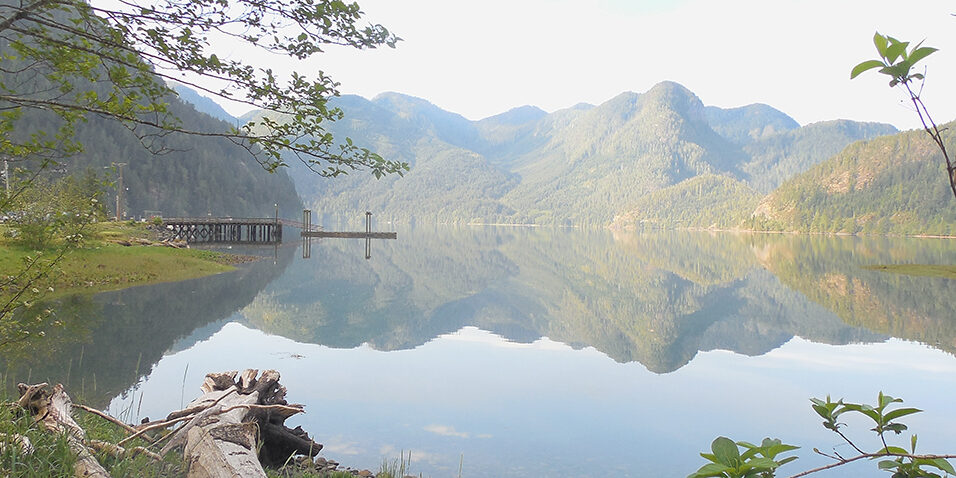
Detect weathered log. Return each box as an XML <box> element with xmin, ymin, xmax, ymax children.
<box><xmin>238</xmin><ymin>368</ymin><xmax>258</xmax><ymax>393</ymax></box>
<box><xmin>160</xmin><ymin>387</ymin><xmax>238</xmax><ymax>455</ymax></box>
<box><xmin>16</xmin><ymin>383</ymin><xmax>110</xmax><ymax>478</ymax></box>
<box><xmin>89</xmin><ymin>439</ymin><xmax>162</xmax><ymax>461</ymax></box>
<box><xmin>200</xmin><ymin>371</ymin><xmax>237</xmax><ymax>395</ymax></box>
<box><xmin>166</xmin><ymin>387</ymin><xmax>237</xmax><ymax>421</ymax></box>
<box><xmin>181</xmin><ymin>390</ymin><xmax>266</xmax><ymax>478</ymax></box>
<box><xmin>0</xmin><ymin>433</ymin><xmax>34</xmax><ymax>455</ymax></box>
<box><xmin>258</xmin><ymin>422</ymin><xmax>323</xmax><ymax>467</ymax></box>
<box><xmin>251</xmin><ymin>369</ymin><xmax>281</xmax><ymax>400</ymax></box>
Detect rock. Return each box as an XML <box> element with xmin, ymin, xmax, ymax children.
<box><xmin>358</xmin><ymin>470</ymin><xmax>373</xmax><ymax>477</ymax></box>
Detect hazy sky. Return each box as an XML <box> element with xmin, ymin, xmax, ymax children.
<box><xmin>222</xmin><ymin>0</ymin><xmax>956</xmax><ymax>130</ymax></box>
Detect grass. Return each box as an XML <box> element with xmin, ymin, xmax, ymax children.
<box><xmin>862</xmin><ymin>264</ymin><xmax>956</xmax><ymax>279</ymax></box>
<box><xmin>0</xmin><ymin>221</ymin><xmax>243</xmax><ymax>298</ymax></box>
<box><xmin>0</xmin><ymin>379</ymin><xmax>186</xmax><ymax>477</ymax></box>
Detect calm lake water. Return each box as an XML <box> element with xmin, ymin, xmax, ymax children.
<box><xmin>5</xmin><ymin>227</ymin><xmax>956</xmax><ymax>477</ymax></box>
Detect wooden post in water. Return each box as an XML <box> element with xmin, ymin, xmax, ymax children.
<box><xmin>365</xmin><ymin>211</ymin><xmax>371</xmax><ymax>235</ymax></box>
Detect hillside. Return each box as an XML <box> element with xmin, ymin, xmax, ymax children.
<box><xmin>753</xmin><ymin>123</ymin><xmax>956</xmax><ymax>235</ymax></box>
<box><xmin>742</xmin><ymin>120</ymin><xmax>898</xmax><ymax>193</ymax></box>
<box><xmin>248</xmin><ymin>81</ymin><xmax>896</xmax><ymax>228</ymax></box>
<box><xmin>609</xmin><ymin>174</ymin><xmax>763</xmax><ymax>230</ymax></box>
<box><xmin>170</xmin><ymin>83</ymin><xmax>238</xmax><ymax>124</ymax></box>
<box><xmin>61</xmin><ymin>94</ymin><xmax>303</xmax><ymax>218</ymax></box>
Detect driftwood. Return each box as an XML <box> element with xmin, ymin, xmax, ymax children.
<box><xmin>162</xmin><ymin>369</ymin><xmax>323</xmax><ymax>476</ymax></box>
<box><xmin>11</xmin><ymin>369</ymin><xmax>323</xmax><ymax>478</ymax></box>
<box><xmin>16</xmin><ymin>382</ymin><xmax>110</xmax><ymax>478</ymax></box>
<box><xmin>89</xmin><ymin>439</ymin><xmax>162</xmax><ymax>461</ymax></box>
<box><xmin>182</xmin><ymin>390</ymin><xmax>265</xmax><ymax>478</ymax></box>
<box><xmin>0</xmin><ymin>433</ymin><xmax>34</xmax><ymax>455</ymax></box>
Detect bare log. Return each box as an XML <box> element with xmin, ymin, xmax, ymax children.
<box><xmin>181</xmin><ymin>391</ymin><xmax>266</xmax><ymax>478</ymax></box>
<box><xmin>238</xmin><ymin>369</ymin><xmax>258</xmax><ymax>394</ymax></box>
<box><xmin>166</xmin><ymin>387</ymin><xmax>237</xmax><ymax>421</ymax></box>
<box><xmin>16</xmin><ymin>383</ymin><xmax>110</xmax><ymax>478</ymax></box>
<box><xmin>160</xmin><ymin>388</ymin><xmax>238</xmax><ymax>456</ymax></box>
<box><xmin>258</xmin><ymin>422</ymin><xmax>322</xmax><ymax>467</ymax></box>
<box><xmin>200</xmin><ymin>371</ymin><xmax>238</xmax><ymax>395</ymax></box>
<box><xmin>89</xmin><ymin>440</ymin><xmax>162</xmax><ymax>461</ymax></box>
<box><xmin>0</xmin><ymin>433</ymin><xmax>34</xmax><ymax>455</ymax></box>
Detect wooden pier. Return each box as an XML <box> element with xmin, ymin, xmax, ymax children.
<box><xmin>163</xmin><ymin>217</ymin><xmax>283</xmax><ymax>243</ymax></box>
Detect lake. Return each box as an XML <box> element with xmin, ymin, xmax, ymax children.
<box><xmin>5</xmin><ymin>227</ymin><xmax>956</xmax><ymax>477</ymax></box>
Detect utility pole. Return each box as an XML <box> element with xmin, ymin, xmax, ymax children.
<box><xmin>115</xmin><ymin>162</ymin><xmax>127</xmax><ymax>221</ymax></box>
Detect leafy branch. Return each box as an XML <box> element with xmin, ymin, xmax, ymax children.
<box><xmin>851</xmin><ymin>32</ymin><xmax>956</xmax><ymax>200</ymax></box>
<box><xmin>689</xmin><ymin>393</ymin><xmax>956</xmax><ymax>478</ymax></box>
<box><xmin>0</xmin><ymin>0</ymin><xmax>409</xmax><ymax>177</ymax></box>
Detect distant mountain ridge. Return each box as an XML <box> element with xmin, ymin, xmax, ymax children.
<box><xmin>170</xmin><ymin>82</ymin><xmax>238</xmax><ymax>124</ymax></box>
<box><xmin>176</xmin><ymin>81</ymin><xmax>903</xmax><ymax>229</ymax></box>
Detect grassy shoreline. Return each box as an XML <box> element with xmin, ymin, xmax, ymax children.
<box><xmin>0</xmin><ymin>221</ymin><xmax>249</xmax><ymax>298</ymax></box>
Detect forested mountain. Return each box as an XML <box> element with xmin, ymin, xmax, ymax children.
<box><xmin>753</xmin><ymin>123</ymin><xmax>956</xmax><ymax>235</ymax></box>
<box><xmin>741</xmin><ymin>120</ymin><xmax>898</xmax><ymax>193</ymax></box>
<box><xmin>704</xmin><ymin>103</ymin><xmax>800</xmax><ymax>146</ymax></box>
<box><xmin>4</xmin><ymin>81</ymin><xmax>302</xmax><ymax>219</ymax></box>
<box><xmin>170</xmin><ymin>83</ymin><xmax>238</xmax><ymax>124</ymax></box>
<box><xmin>609</xmin><ymin>174</ymin><xmax>763</xmax><ymax>230</ymax></box>
<box><xmin>59</xmin><ymin>94</ymin><xmax>303</xmax><ymax>218</ymax></box>
<box><xmin>266</xmin><ymin>81</ymin><xmax>894</xmax><ymax>228</ymax></box>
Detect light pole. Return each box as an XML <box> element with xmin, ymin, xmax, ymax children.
<box><xmin>115</xmin><ymin>162</ymin><xmax>127</xmax><ymax>221</ymax></box>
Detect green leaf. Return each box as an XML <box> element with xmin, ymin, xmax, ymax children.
<box><xmin>879</xmin><ymin>392</ymin><xmax>901</xmax><ymax>409</ymax></box>
<box><xmin>931</xmin><ymin>458</ymin><xmax>956</xmax><ymax>475</ymax></box>
<box><xmin>879</xmin><ymin>460</ymin><xmax>901</xmax><ymax>470</ymax></box>
<box><xmin>909</xmin><ymin>46</ymin><xmax>938</xmax><ymax>65</ymax></box>
<box><xmin>883</xmin><ymin>407</ymin><xmax>921</xmax><ymax>422</ymax></box>
<box><xmin>884</xmin><ymin>423</ymin><xmax>908</xmax><ymax>434</ymax></box>
<box><xmin>688</xmin><ymin>462</ymin><xmax>732</xmax><ymax>478</ymax></box>
<box><xmin>711</xmin><ymin>437</ymin><xmax>740</xmax><ymax>467</ymax></box>
<box><xmin>873</xmin><ymin>32</ymin><xmax>889</xmax><ymax>57</ymax></box>
<box><xmin>885</xmin><ymin>41</ymin><xmax>908</xmax><ymax>63</ymax></box>
<box><xmin>778</xmin><ymin>456</ymin><xmax>798</xmax><ymax>466</ymax></box>
<box><xmin>851</xmin><ymin>60</ymin><xmax>887</xmax><ymax>79</ymax></box>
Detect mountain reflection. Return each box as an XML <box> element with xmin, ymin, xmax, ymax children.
<box><xmin>240</xmin><ymin>228</ymin><xmax>955</xmax><ymax>372</ymax></box>
<box><xmin>0</xmin><ymin>245</ymin><xmax>297</xmax><ymax>407</ymax></box>
<box><xmin>5</xmin><ymin>228</ymin><xmax>954</xmax><ymax>408</ymax></box>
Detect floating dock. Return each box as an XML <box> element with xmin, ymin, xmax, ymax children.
<box><xmin>301</xmin><ymin>231</ymin><xmax>397</xmax><ymax>239</ymax></box>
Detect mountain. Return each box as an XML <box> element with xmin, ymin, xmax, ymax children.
<box><xmin>170</xmin><ymin>83</ymin><xmax>238</xmax><ymax>123</ymax></box>
<box><xmin>705</xmin><ymin>103</ymin><xmax>800</xmax><ymax>146</ymax></box>
<box><xmin>500</xmin><ymin>82</ymin><xmax>750</xmax><ymax>225</ymax></box>
<box><xmin>244</xmin><ymin>81</ymin><xmax>897</xmax><ymax>228</ymax></box>
<box><xmin>741</xmin><ymin>119</ymin><xmax>898</xmax><ymax>193</ymax></box>
<box><xmin>610</xmin><ymin>174</ymin><xmax>763</xmax><ymax>230</ymax></box>
<box><xmin>59</xmin><ymin>93</ymin><xmax>303</xmax><ymax>218</ymax></box>
<box><xmin>3</xmin><ymin>70</ymin><xmax>302</xmax><ymax>219</ymax></box>
<box><xmin>753</xmin><ymin>123</ymin><xmax>956</xmax><ymax>235</ymax></box>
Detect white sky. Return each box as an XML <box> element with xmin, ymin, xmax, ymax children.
<box><xmin>219</xmin><ymin>0</ymin><xmax>956</xmax><ymax>130</ymax></box>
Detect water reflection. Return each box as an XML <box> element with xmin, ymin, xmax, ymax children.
<box><xmin>0</xmin><ymin>244</ymin><xmax>296</xmax><ymax>406</ymax></box>
<box><xmin>238</xmin><ymin>228</ymin><xmax>953</xmax><ymax>373</ymax></box>
<box><xmin>3</xmin><ymin>228</ymin><xmax>956</xmax><ymax>472</ymax></box>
